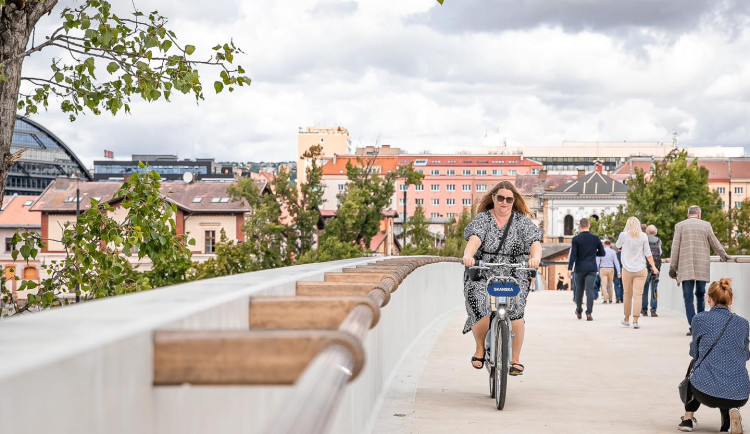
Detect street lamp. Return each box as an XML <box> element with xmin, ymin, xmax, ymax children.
<box><xmin>402</xmin><ymin>189</ymin><xmax>407</xmax><ymax>249</ymax></box>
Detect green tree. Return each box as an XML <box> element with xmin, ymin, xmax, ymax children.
<box><xmin>0</xmin><ymin>0</ymin><xmax>250</xmax><ymax>208</ymax></box>
<box><xmin>401</xmin><ymin>205</ymin><xmax>433</xmax><ymax>255</ymax></box>
<box><xmin>300</xmin><ymin>156</ymin><xmax>423</xmax><ymax>263</ymax></box>
<box><xmin>1</xmin><ymin>168</ymin><xmax>193</xmax><ymax>316</ymax></box>
<box><xmin>594</xmin><ymin>149</ymin><xmax>728</xmax><ymax>256</ymax></box>
<box><xmin>589</xmin><ymin>206</ymin><xmax>628</xmax><ymax>240</ymax></box>
<box><xmin>437</xmin><ymin>208</ymin><xmax>473</xmax><ymax>257</ymax></box>
<box><xmin>189</xmin><ymin>229</ymin><xmax>255</xmax><ymax>280</ymax></box>
<box><xmin>729</xmin><ymin>199</ymin><xmax>750</xmax><ymax>254</ymax></box>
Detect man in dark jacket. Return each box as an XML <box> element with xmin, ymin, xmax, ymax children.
<box><xmin>641</xmin><ymin>224</ymin><xmax>662</xmax><ymax>317</ymax></box>
<box><xmin>568</xmin><ymin>218</ymin><xmax>605</xmax><ymax>321</ymax></box>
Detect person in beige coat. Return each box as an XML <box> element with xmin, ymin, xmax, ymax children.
<box><xmin>669</xmin><ymin>205</ymin><xmax>730</xmax><ymax>335</ymax></box>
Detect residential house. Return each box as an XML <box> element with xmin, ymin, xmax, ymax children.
<box><xmin>0</xmin><ymin>195</ymin><xmax>41</xmax><ymax>299</ymax></box>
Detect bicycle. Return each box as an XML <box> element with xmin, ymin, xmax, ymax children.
<box><xmin>470</xmin><ymin>260</ymin><xmax>535</xmax><ymax>410</ymax></box>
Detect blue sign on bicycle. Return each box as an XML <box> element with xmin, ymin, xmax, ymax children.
<box><xmin>487</xmin><ymin>281</ymin><xmax>521</xmax><ymax>297</ymax></box>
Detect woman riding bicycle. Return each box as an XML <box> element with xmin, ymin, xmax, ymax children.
<box><xmin>461</xmin><ymin>181</ymin><xmax>542</xmax><ymax>376</ymax></box>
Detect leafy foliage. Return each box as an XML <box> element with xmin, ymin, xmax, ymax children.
<box><xmin>729</xmin><ymin>199</ymin><xmax>750</xmax><ymax>254</ymax></box>
<box><xmin>302</xmin><ymin>156</ymin><xmax>423</xmax><ymax>262</ymax></box>
<box><xmin>1</xmin><ymin>168</ymin><xmax>193</xmax><ymax>316</ymax></box>
<box><xmin>592</xmin><ymin>149</ymin><xmax>728</xmax><ymax>256</ymax></box>
<box><xmin>8</xmin><ymin>1</ymin><xmax>251</xmax><ymax>120</ymax></box>
<box><xmin>191</xmin><ymin>146</ymin><xmax>325</xmax><ymax>279</ymax></box>
<box><xmin>401</xmin><ymin>205</ymin><xmax>435</xmax><ymax>255</ymax></box>
<box><xmin>437</xmin><ymin>208</ymin><xmax>473</xmax><ymax>257</ymax></box>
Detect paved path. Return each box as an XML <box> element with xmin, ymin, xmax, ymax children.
<box><xmin>374</xmin><ymin>290</ymin><xmax>734</xmax><ymax>434</ymax></box>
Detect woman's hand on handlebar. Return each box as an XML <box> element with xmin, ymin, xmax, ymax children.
<box><xmin>463</xmin><ymin>256</ymin><xmax>476</xmax><ymax>267</ymax></box>
<box><xmin>527</xmin><ymin>257</ymin><xmax>541</xmax><ymax>269</ymax></box>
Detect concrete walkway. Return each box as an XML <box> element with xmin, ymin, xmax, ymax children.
<box><xmin>374</xmin><ymin>290</ymin><xmax>735</xmax><ymax>434</ymax></box>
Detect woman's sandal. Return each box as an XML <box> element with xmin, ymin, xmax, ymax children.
<box><xmin>471</xmin><ymin>356</ymin><xmax>486</xmax><ymax>369</ymax></box>
<box><xmin>509</xmin><ymin>363</ymin><xmax>525</xmax><ymax>376</ymax></box>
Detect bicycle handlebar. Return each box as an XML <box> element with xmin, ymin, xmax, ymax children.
<box><xmin>471</xmin><ymin>261</ymin><xmax>535</xmax><ymax>271</ymax></box>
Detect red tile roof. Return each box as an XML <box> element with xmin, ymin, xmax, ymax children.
<box><xmin>321</xmin><ymin>156</ymin><xmax>400</xmax><ymax>175</ymax></box>
<box><xmin>614</xmin><ymin>158</ymin><xmax>750</xmax><ymax>182</ymax></box>
<box><xmin>0</xmin><ymin>196</ymin><xmax>41</xmax><ymax>228</ymax></box>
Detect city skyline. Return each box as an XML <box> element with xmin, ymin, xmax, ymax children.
<box><xmin>18</xmin><ymin>0</ymin><xmax>750</xmax><ymax>169</ymax></box>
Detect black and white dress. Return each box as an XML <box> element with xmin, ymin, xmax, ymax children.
<box><xmin>462</xmin><ymin>210</ymin><xmax>543</xmax><ymax>334</ymax></box>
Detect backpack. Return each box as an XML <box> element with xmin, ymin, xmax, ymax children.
<box><xmin>648</xmin><ymin>238</ymin><xmax>662</xmax><ymax>271</ymax></box>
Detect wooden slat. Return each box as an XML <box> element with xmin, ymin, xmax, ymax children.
<box><xmin>249</xmin><ymin>296</ymin><xmax>380</xmax><ymax>329</ymax></box>
<box><xmin>296</xmin><ymin>281</ymin><xmax>391</xmax><ymax>306</ymax></box>
<box><xmin>153</xmin><ymin>329</ymin><xmax>365</xmax><ymax>386</ymax></box>
<box><xmin>324</xmin><ymin>272</ymin><xmax>400</xmax><ymax>291</ymax></box>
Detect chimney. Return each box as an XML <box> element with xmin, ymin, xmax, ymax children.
<box><xmin>595</xmin><ymin>160</ymin><xmax>603</xmax><ymax>174</ymax></box>
<box><xmin>577</xmin><ymin>169</ymin><xmax>585</xmax><ymax>179</ymax></box>
<box><xmin>333</xmin><ymin>154</ymin><xmax>337</xmax><ymax>165</ymax></box>
<box><xmin>539</xmin><ymin>169</ymin><xmax>547</xmax><ymax>181</ymax></box>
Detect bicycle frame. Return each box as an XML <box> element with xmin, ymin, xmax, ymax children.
<box><xmin>470</xmin><ymin>261</ymin><xmax>534</xmax><ymax>410</ymax></box>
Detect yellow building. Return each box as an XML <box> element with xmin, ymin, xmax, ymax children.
<box><xmin>297</xmin><ymin>126</ymin><xmax>351</xmax><ymax>186</ymax></box>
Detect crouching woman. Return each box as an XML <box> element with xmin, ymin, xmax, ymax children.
<box><xmin>679</xmin><ymin>278</ymin><xmax>750</xmax><ymax>433</ymax></box>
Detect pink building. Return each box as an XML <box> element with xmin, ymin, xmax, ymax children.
<box><xmin>320</xmin><ymin>154</ymin><xmax>544</xmax><ymax>226</ymax></box>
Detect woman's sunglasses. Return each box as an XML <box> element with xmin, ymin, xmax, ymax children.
<box><xmin>494</xmin><ymin>194</ymin><xmax>515</xmax><ymax>204</ymax></box>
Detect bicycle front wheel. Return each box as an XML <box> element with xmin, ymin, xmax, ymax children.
<box><xmin>494</xmin><ymin>319</ymin><xmax>509</xmax><ymax>410</ymax></box>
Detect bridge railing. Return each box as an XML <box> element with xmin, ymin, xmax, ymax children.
<box><xmin>0</xmin><ymin>256</ymin><xmax>464</xmax><ymax>434</ymax></box>
<box><xmin>658</xmin><ymin>257</ymin><xmax>750</xmax><ymax>320</ymax></box>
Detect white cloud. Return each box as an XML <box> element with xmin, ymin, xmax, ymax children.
<box><xmin>18</xmin><ymin>0</ymin><xmax>750</xmax><ymax>170</ymax></box>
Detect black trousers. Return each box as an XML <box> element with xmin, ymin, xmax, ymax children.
<box><xmin>686</xmin><ymin>382</ymin><xmax>748</xmax><ymax>430</ymax></box>
<box><xmin>574</xmin><ymin>271</ymin><xmax>597</xmax><ymax>315</ymax></box>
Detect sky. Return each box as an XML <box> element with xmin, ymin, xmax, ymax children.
<box><xmin>19</xmin><ymin>0</ymin><xmax>750</xmax><ymax>168</ymax></box>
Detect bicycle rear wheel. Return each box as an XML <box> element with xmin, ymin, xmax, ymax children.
<box><xmin>494</xmin><ymin>318</ymin><xmax>509</xmax><ymax>410</ymax></box>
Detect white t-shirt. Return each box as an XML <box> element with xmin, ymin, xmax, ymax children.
<box><xmin>615</xmin><ymin>231</ymin><xmax>652</xmax><ymax>273</ymax></box>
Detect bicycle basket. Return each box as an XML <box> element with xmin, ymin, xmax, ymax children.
<box><xmin>487</xmin><ymin>280</ymin><xmax>520</xmax><ymax>297</ymax></box>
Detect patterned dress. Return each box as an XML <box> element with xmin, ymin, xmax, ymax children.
<box><xmin>462</xmin><ymin>210</ymin><xmax>543</xmax><ymax>334</ymax></box>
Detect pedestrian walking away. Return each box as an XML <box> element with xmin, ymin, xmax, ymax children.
<box><xmin>462</xmin><ymin>181</ymin><xmax>542</xmax><ymax>376</ymax></box>
<box><xmin>670</xmin><ymin>205</ymin><xmax>730</xmax><ymax>336</ymax></box>
<box><xmin>677</xmin><ymin>278</ymin><xmax>749</xmax><ymax>433</ymax></box>
<box><xmin>568</xmin><ymin>218</ymin><xmax>605</xmax><ymax>321</ymax></box>
<box><xmin>616</xmin><ymin>216</ymin><xmax>659</xmax><ymax>329</ymax></box>
<box><xmin>641</xmin><ymin>224</ymin><xmax>662</xmax><ymax>317</ymax></box>
<box><xmin>598</xmin><ymin>239</ymin><xmax>621</xmax><ymax>304</ymax></box>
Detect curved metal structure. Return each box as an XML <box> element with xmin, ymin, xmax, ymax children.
<box><xmin>9</xmin><ymin>115</ymin><xmax>92</xmax><ymax>196</ymax></box>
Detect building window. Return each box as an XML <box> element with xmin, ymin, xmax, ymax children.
<box><xmin>462</xmin><ymin>198</ymin><xmax>472</xmax><ymax>206</ymax></box>
<box><xmin>462</xmin><ymin>169</ymin><xmax>471</xmax><ymax>176</ymax></box>
<box><xmin>564</xmin><ymin>215</ymin><xmax>574</xmax><ymax>236</ymax></box>
<box><xmin>431</xmin><ymin>169</ymin><xmax>440</xmax><ymax>176</ymax></box>
<box><xmin>736</xmin><ymin>202</ymin><xmax>743</xmax><ymax>209</ymax></box>
<box><xmin>205</xmin><ymin>230</ymin><xmax>216</xmax><ymax>254</ymax></box>
<box><xmin>400</xmin><ymin>198</ymin><xmax>406</xmax><ymax>205</ymax></box>
<box><xmin>415</xmin><ymin>185</ymin><xmax>424</xmax><ymax>191</ymax></box>
<box><xmin>338</xmin><ymin>184</ymin><xmax>346</xmax><ymax>191</ymax></box>
<box><xmin>431</xmin><ymin>184</ymin><xmax>439</xmax><ymax>191</ymax></box>
<box><xmin>447</xmin><ymin>184</ymin><xmax>455</xmax><ymax>191</ymax></box>
<box><xmin>5</xmin><ymin>238</ymin><xmax>14</xmax><ymax>253</ymax></box>
<box><xmin>477</xmin><ymin>184</ymin><xmax>487</xmax><ymax>192</ymax></box>
<box><xmin>447</xmin><ymin>169</ymin><xmax>456</xmax><ymax>176</ymax></box>
<box><xmin>531</xmin><ymin>168</ymin><xmax>540</xmax><ymax>175</ymax></box>
<box><xmin>447</xmin><ymin>198</ymin><xmax>455</xmax><ymax>206</ymax></box>
<box><xmin>430</xmin><ymin>213</ymin><xmax>440</xmax><ymax>218</ymax></box>
<box><xmin>447</xmin><ymin>212</ymin><xmax>456</xmax><ymax>218</ymax></box>
<box><xmin>462</xmin><ymin>184</ymin><xmax>471</xmax><ymax>191</ymax></box>
<box><xmin>476</xmin><ymin>169</ymin><xmax>487</xmax><ymax>176</ymax></box>
<box><xmin>431</xmin><ymin>198</ymin><xmax>440</xmax><ymax>205</ymax></box>
<box><xmin>716</xmin><ymin>187</ymin><xmax>726</xmax><ymax>194</ymax></box>
<box><xmin>492</xmin><ymin>169</ymin><xmax>503</xmax><ymax>176</ymax></box>
<box><xmin>399</xmin><ymin>184</ymin><xmax>408</xmax><ymax>191</ymax></box>
<box><xmin>416</xmin><ymin>198</ymin><xmax>424</xmax><ymax>205</ymax></box>
<box><xmin>735</xmin><ymin>187</ymin><xmax>744</xmax><ymax>194</ymax></box>
<box><xmin>509</xmin><ymin>170</ymin><xmax>518</xmax><ymax>175</ymax></box>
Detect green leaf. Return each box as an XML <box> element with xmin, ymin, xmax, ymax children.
<box><xmin>185</xmin><ymin>44</ymin><xmax>196</xmax><ymax>55</ymax></box>
<box><xmin>106</xmin><ymin>62</ymin><xmax>119</xmax><ymax>74</ymax></box>
<box><xmin>213</xmin><ymin>81</ymin><xmax>223</xmax><ymax>93</ymax></box>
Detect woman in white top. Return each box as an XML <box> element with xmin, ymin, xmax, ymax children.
<box><xmin>616</xmin><ymin>216</ymin><xmax>659</xmax><ymax>329</ymax></box>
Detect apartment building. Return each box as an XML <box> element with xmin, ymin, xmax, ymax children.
<box><xmin>320</xmin><ymin>154</ymin><xmax>544</xmax><ymax>235</ymax></box>
<box><xmin>613</xmin><ymin>157</ymin><xmax>750</xmax><ymax>212</ymax></box>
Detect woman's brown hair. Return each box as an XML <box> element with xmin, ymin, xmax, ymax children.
<box><xmin>708</xmin><ymin>278</ymin><xmax>733</xmax><ymax>306</ymax></box>
<box><xmin>476</xmin><ymin>180</ymin><xmax>534</xmax><ymax>218</ymax></box>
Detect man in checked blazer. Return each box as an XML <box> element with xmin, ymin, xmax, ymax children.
<box><xmin>669</xmin><ymin>205</ymin><xmax>730</xmax><ymax>335</ymax></box>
